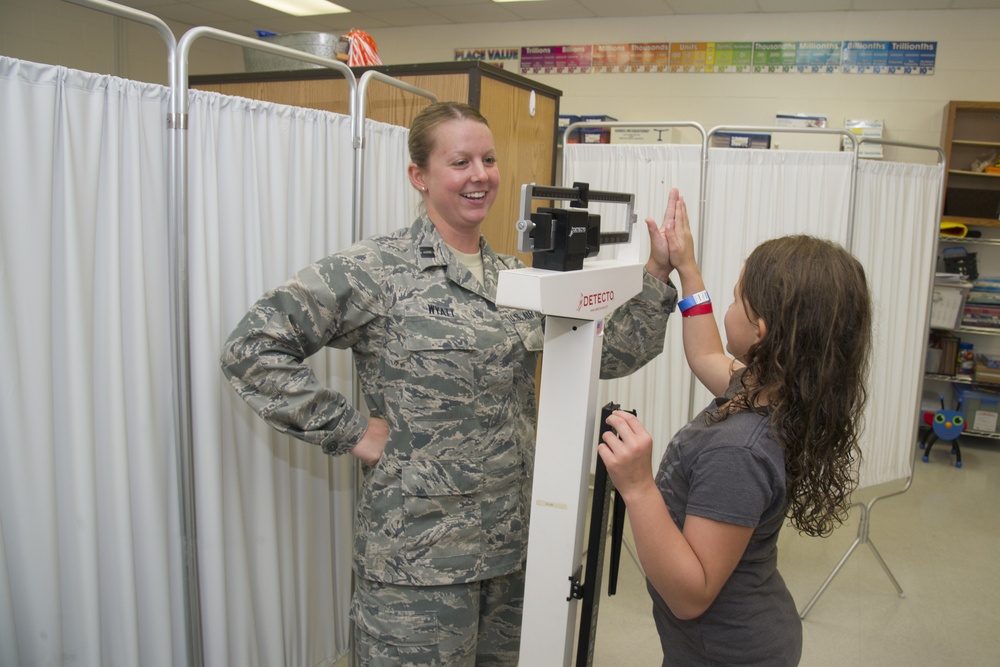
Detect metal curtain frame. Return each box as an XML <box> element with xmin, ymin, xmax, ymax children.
<box><xmin>705</xmin><ymin>125</ymin><xmax>861</xmax><ymax>248</ymax></box>
<box><xmin>355</xmin><ymin>70</ymin><xmax>438</xmax><ymax>244</ymax></box>
<box><xmin>58</xmin><ymin>2</ymin><xmax>209</xmax><ymax>665</ymax></box>
<box><xmin>174</xmin><ymin>28</ymin><xmax>357</xmax><ymax>667</ymax></box>
<box><xmin>797</xmin><ymin>138</ymin><xmax>946</xmax><ymax>619</ymax></box>
<box><xmin>703</xmin><ymin>126</ymin><xmax>861</xmax><ymax>435</ymax></box>
<box><xmin>557</xmin><ymin>120</ymin><xmax>708</xmax><ymax>603</ymax></box>
<box><xmin>349</xmin><ymin>69</ymin><xmax>437</xmax><ymax>667</ymax></box>
<box><xmin>52</xmin><ymin>5</ymin><xmax>434</xmax><ymax>666</ymax></box>
<box><xmin>562</xmin><ymin>125</ymin><xmax>946</xmax><ymax>620</ymax></box>
<box><xmin>562</xmin><ymin>121</ymin><xmax>712</xmax><ymax>428</ymax></box>
<box><xmin>560</xmin><ymin>120</ymin><xmax>709</xmax><ymax>258</ymax></box>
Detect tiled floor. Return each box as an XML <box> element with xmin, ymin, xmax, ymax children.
<box><xmin>335</xmin><ymin>436</ymin><xmax>1000</xmax><ymax>665</ymax></box>
<box><xmin>591</xmin><ymin>436</ymin><xmax>1000</xmax><ymax>666</ymax></box>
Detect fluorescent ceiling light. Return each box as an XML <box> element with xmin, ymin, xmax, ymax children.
<box><xmin>249</xmin><ymin>0</ymin><xmax>350</xmax><ymax>16</ymax></box>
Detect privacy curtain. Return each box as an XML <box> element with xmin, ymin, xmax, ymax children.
<box><xmin>0</xmin><ymin>57</ymin><xmax>183</xmax><ymax>667</ymax></box>
<box><xmin>360</xmin><ymin>118</ymin><xmax>421</xmax><ymax>237</ymax></box>
<box><xmin>565</xmin><ymin>142</ymin><xmax>941</xmax><ymax>491</ymax></box>
<box><xmin>698</xmin><ymin>148</ymin><xmax>856</xmax><ymax>411</ymax></box>
<box><xmin>185</xmin><ymin>89</ymin><xmax>358</xmax><ymax>667</ymax></box>
<box><xmin>702</xmin><ymin>149</ymin><xmax>941</xmax><ymax>489</ymax></box>
<box><xmin>851</xmin><ymin>158</ymin><xmax>942</xmax><ymax>488</ymax></box>
<box><xmin>563</xmin><ymin>142</ymin><xmax>705</xmax><ymax>465</ymax></box>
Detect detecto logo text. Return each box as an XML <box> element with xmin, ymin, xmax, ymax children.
<box><xmin>578</xmin><ymin>290</ymin><xmax>615</xmax><ymax>312</ymax></box>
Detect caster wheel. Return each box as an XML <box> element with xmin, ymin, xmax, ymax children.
<box><xmin>956</xmin><ymin>461</ymin><xmax>963</xmax><ymax>468</ymax></box>
<box><xmin>922</xmin><ymin>455</ymin><xmax>929</xmax><ymax>462</ymax></box>
<box><xmin>919</xmin><ymin>443</ymin><xmax>926</xmax><ymax>449</ymax></box>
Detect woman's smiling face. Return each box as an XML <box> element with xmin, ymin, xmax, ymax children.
<box><xmin>410</xmin><ymin>118</ymin><xmax>500</xmax><ymax>240</ymax></box>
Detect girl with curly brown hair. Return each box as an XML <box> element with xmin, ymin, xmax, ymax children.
<box><xmin>599</xmin><ymin>190</ymin><xmax>872</xmax><ymax>666</ymax></box>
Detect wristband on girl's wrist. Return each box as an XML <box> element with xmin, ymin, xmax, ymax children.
<box><xmin>678</xmin><ymin>290</ymin><xmax>712</xmax><ymax>317</ymax></box>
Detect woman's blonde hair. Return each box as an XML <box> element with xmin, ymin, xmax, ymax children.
<box><xmin>407</xmin><ymin>101</ymin><xmax>490</xmax><ymax>169</ymax></box>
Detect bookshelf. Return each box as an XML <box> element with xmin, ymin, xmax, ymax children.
<box><xmin>923</xmin><ymin>101</ymin><xmax>1000</xmax><ymax>441</ymax></box>
<box><xmin>940</xmin><ymin>101</ymin><xmax>1000</xmax><ymax>223</ymax></box>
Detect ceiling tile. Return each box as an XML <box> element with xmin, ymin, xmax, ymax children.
<box><xmin>849</xmin><ymin>0</ymin><xmax>950</xmax><ymax>9</ymax></box>
<box><xmin>80</xmin><ymin>0</ymin><xmax>1000</xmax><ymax>32</ymax></box>
<box><xmin>757</xmin><ymin>0</ymin><xmax>849</xmax><ymax>11</ymax></box>
<box><xmin>335</xmin><ymin>0</ymin><xmax>422</xmax><ymax>10</ymax></box>
<box><xmin>428</xmin><ymin>4</ymin><xmax>522</xmax><ymax>22</ymax></box>
<box><xmin>949</xmin><ymin>0</ymin><xmax>1000</xmax><ymax>7</ymax></box>
<box><xmin>356</xmin><ymin>7</ymin><xmax>456</xmax><ymax>26</ymax></box>
<box><xmin>189</xmin><ymin>0</ymin><xmax>286</xmax><ymax>20</ymax></box>
<box><xmin>502</xmin><ymin>0</ymin><xmax>598</xmax><ymax>21</ymax></box>
<box><xmin>664</xmin><ymin>0</ymin><xmax>766</xmax><ymax>14</ymax></box>
<box><xmin>409</xmin><ymin>0</ymin><xmax>498</xmax><ymax>6</ymax></box>
<box><xmin>307</xmin><ymin>13</ymin><xmax>395</xmax><ymax>29</ymax></box>
<box><xmin>146</xmin><ymin>3</ymin><xmax>232</xmax><ymax>24</ymax></box>
<box><xmin>578</xmin><ymin>0</ymin><xmax>678</xmax><ymax>17</ymax></box>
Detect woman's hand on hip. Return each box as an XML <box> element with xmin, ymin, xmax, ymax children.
<box><xmin>350</xmin><ymin>417</ymin><xmax>389</xmax><ymax>467</ymax></box>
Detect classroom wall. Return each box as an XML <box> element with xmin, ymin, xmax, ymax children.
<box><xmin>2</xmin><ymin>1</ymin><xmax>999</xmax><ymax>158</ymax></box>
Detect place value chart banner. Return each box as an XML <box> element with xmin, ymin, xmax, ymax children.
<box><xmin>456</xmin><ymin>41</ymin><xmax>936</xmax><ymax>75</ymax></box>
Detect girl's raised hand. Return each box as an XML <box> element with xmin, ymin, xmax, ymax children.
<box><xmin>644</xmin><ymin>187</ymin><xmax>679</xmax><ymax>283</ymax></box>
<box><xmin>664</xmin><ymin>195</ymin><xmax>697</xmax><ymax>277</ymax></box>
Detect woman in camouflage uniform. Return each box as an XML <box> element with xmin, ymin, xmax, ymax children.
<box><xmin>221</xmin><ymin>102</ymin><xmax>679</xmax><ymax>666</ymax></box>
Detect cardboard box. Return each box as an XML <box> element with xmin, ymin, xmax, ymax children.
<box><xmin>711</xmin><ymin>131</ymin><xmax>771</xmax><ymax>149</ymax></box>
<box><xmin>564</xmin><ymin>115</ymin><xmax>616</xmax><ymax>144</ymax></box>
<box><xmin>611</xmin><ymin>127</ymin><xmax>677</xmax><ymax>144</ymax></box>
<box><xmin>843</xmin><ymin>119</ymin><xmax>884</xmax><ymax>159</ymax></box>
<box><xmin>975</xmin><ymin>361</ymin><xmax>1000</xmax><ymax>385</ymax></box>
<box><xmin>930</xmin><ymin>284</ymin><xmax>968</xmax><ymax>330</ymax></box>
<box><xmin>578</xmin><ymin>114</ymin><xmax>618</xmax><ymax>123</ymax></box>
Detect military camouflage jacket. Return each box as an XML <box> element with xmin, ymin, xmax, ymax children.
<box><xmin>221</xmin><ymin>214</ymin><xmax>677</xmax><ymax>586</ymax></box>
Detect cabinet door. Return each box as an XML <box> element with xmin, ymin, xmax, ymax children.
<box><xmin>479</xmin><ymin>77</ymin><xmax>558</xmax><ymax>261</ymax></box>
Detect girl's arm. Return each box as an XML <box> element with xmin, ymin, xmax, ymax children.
<box><xmin>599</xmin><ymin>410</ymin><xmax>753</xmax><ymax>619</ymax></box>
<box><xmin>656</xmin><ymin>196</ymin><xmax>739</xmax><ymax>397</ymax></box>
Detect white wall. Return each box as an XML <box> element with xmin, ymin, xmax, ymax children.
<box><xmin>371</xmin><ymin>9</ymin><xmax>1000</xmax><ymax>159</ymax></box>
<box><xmin>2</xmin><ymin>1</ymin><xmax>999</xmax><ymax>158</ymax></box>
<box><xmin>0</xmin><ymin>0</ymin><xmax>244</xmax><ymax>83</ymax></box>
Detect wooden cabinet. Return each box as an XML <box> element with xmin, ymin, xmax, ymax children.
<box><xmin>191</xmin><ymin>62</ymin><xmax>561</xmax><ymax>260</ymax></box>
<box><xmin>940</xmin><ymin>101</ymin><xmax>1000</xmax><ymax>224</ymax></box>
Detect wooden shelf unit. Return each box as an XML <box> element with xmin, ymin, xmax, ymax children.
<box><xmin>940</xmin><ymin>101</ymin><xmax>1000</xmax><ymax>223</ymax></box>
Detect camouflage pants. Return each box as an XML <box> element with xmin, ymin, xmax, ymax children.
<box><xmin>351</xmin><ymin>569</ymin><xmax>525</xmax><ymax>667</ymax></box>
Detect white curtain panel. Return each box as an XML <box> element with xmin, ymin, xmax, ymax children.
<box><xmin>361</xmin><ymin>118</ymin><xmax>421</xmax><ymax>237</ymax></box>
<box><xmin>563</xmin><ymin>143</ymin><xmax>704</xmax><ymax>466</ymax></box>
<box><xmin>699</xmin><ymin>148</ymin><xmax>856</xmax><ymax>412</ymax></box>
<box><xmin>851</xmin><ymin>159</ymin><xmax>943</xmax><ymax>489</ymax></box>
<box><xmin>0</xmin><ymin>57</ymin><xmax>182</xmax><ymax>666</ymax></box>
<box><xmin>186</xmin><ymin>90</ymin><xmax>357</xmax><ymax>667</ymax></box>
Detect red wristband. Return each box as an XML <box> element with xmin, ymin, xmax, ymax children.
<box><xmin>681</xmin><ymin>302</ymin><xmax>713</xmax><ymax>317</ymax></box>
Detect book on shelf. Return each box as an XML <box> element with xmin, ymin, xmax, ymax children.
<box><xmin>967</xmin><ymin>280</ymin><xmax>1000</xmax><ymax>312</ymax></box>
<box><xmin>962</xmin><ymin>304</ymin><xmax>1000</xmax><ymax>329</ymax></box>
<box><xmin>928</xmin><ymin>331</ymin><xmax>960</xmax><ymax>375</ymax></box>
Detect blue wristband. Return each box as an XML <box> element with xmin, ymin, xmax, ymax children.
<box><xmin>678</xmin><ymin>290</ymin><xmax>710</xmax><ymax>312</ymax></box>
